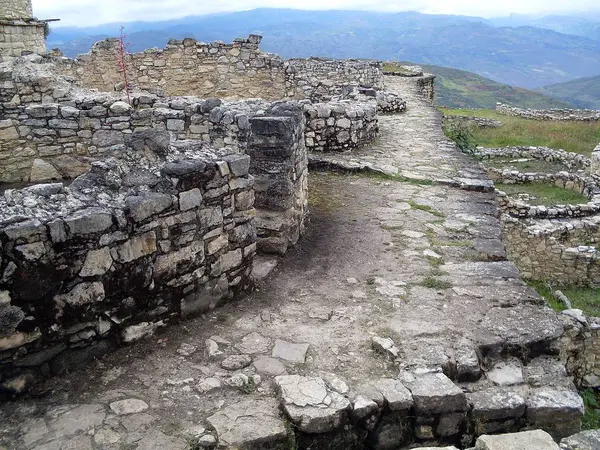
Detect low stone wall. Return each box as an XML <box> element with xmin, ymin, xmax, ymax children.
<box><xmin>0</xmin><ymin>141</ymin><xmax>256</xmax><ymax>389</ymax></box>
<box><xmin>0</xmin><ymin>0</ymin><xmax>33</xmax><ymax>20</ymax></box>
<box><xmin>443</xmin><ymin>115</ymin><xmax>503</xmax><ymax>129</ymax></box>
<box><xmin>592</xmin><ymin>143</ymin><xmax>600</xmax><ymax>177</ymax></box>
<box><xmin>416</xmin><ymin>74</ymin><xmax>436</xmax><ymax>104</ymax></box>
<box><xmin>496</xmin><ymin>103</ymin><xmax>600</xmax><ymax>121</ymax></box>
<box><xmin>560</xmin><ymin>309</ymin><xmax>600</xmax><ymax>388</ymax></box>
<box><xmin>285</xmin><ymin>57</ymin><xmax>383</xmax><ymax>101</ymax></box>
<box><xmin>50</xmin><ymin>35</ymin><xmax>287</xmax><ymax>100</ymax></box>
<box><xmin>0</xmin><ymin>20</ymin><xmax>46</xmax><ymax>57</ymax></box>
<box><xmin>473</xmin><ymin>146</ymin><xmax>591</xmax><ymax>171</ymax></box>
<box><xmin>303</xmin><ymin>100</ymin><xmax>378</xmax><ymax>152</ymax></box>
<box><xmin>0</xmin><ymin>57</ymin><xmax>308</xmax><ymax>255</ymax></box>
<box><xmin>501</xmin><ymin>213</ymin><xmax>600</xmax><ymax>287</ymax></box>
<box><xmin>487</xmin><ymin>168</ymin><xmax>600</xmax><ymax>204</ymax></box>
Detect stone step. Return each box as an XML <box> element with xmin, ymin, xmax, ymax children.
<box><xmin>475</xmin><ymin>429</ymin><xmax>559</xmax><ymax>450</ymax></box>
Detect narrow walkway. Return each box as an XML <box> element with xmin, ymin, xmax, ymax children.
<box><xmin>0</xmin><ymin>77</ymin><xmax>578</xmax><ymax>449</ymax></box>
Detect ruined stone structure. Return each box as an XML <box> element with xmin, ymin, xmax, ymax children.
<box><xmin>0</xmin><ymin>8</ymin><xmax>597</xmax><ymax>448</ymax></box>
<box><xmin>0</xmin><ymin>142</ymin><xmax>257</xmax><ymax>386</ymax></box>
<box><xmin>496</xmin><ymin>103</ymin><xmax>600</xmax><ymax>121</ymax></box>
<box><xmin>0</xmin><ymin>0</ymin><xmax>46</xmax><ymax>57</ymax></box>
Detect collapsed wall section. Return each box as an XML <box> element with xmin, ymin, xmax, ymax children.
<box><xmin>0</xmin><ymin>142</ymin><xmax>256</xmax><ymax>388</ymax></box>
<box><xmin>51</xmin><ymin>35</ymin><xmax>287</xmax><ymax>100</ymax></box>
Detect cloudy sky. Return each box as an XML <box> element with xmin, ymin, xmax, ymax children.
<box><xmin>32</xmin><ymin>0</ymin><xmax>600</xmax><ymax>27</ymax></box>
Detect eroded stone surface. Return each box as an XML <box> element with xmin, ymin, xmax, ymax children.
<box><xmin>207</xmin><ymin>399</ymin><xmax>287</xmax><ymax>447</ymax></box>
<box><xmin>275</xmin><ymin>375</ymin><xmax>351</xmax><ymax>433</ymax></box>
<box><xmin>476</xmin><ymin>430</ymin><xmax>560</xmax><ymax>450</ymax></box>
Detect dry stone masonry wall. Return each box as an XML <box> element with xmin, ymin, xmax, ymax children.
<box><xmin>51</xmin><ymin>35</ymin><xmax>287</xmax><ymax>100</ymax></box>
<box><xmin>286</xmin><ymin>57</ymin><xmax>383</xmax><ymax>101</ymax></box>
<box><xmin>0</xmin><ymin>140</ymin><xmax>256</xmax><ymax>389</ymax></box>
<box><xmin>303</xmin><ymin>100</ymin><xmax>378</xmax><ymax>152</ymax></box>
<box><xmin>0</xmin><ymin>56</ymin><xmax>309</xmax><ymax>255</ymax></box>
<box><xmin>0</xmin><ymin>0</ymin><xmax>45</xmax><ymax>58</ymax></box>
<box><xmin>496</xmin><ymin>103</ymin><xmax>600</xmax><ymax>121</ymax></box>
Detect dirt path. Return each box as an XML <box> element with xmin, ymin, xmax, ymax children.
<box><xmin>0</xmin><ymin>76</ymin><xmax>579</xmax><ymax>450</ymax></box>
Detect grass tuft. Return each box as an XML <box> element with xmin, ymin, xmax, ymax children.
<box><xmin>495</xmin><ymin>182</ymin><xmax>589</xmax><ymax>206</ymax></box>
<box><xmin>420</xmin><ymin>276</ymin><xmax>452</xmax><ymax>290</ymax></box>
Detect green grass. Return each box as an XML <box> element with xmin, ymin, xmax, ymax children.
<box><xmin>408</xmin><ymin>201</ymin><xmax>445</xmax><ymax>217</ymax></box>
<box><xmin>581</xmin><ymin>388</ymin><xmax>600</xmax><ymax>430</ymax></box>
<box><xmin>494</xmin><ymin>182</ymin><xmax>589</xmax><ymax>206</ymax></box>
<box><xmin>382</xmin><ymin>62</ymin><xmax>419</xmax><ymax>76</ymax></box>
<box><xmin>420</xmin><ymin>276</ymin><xmax>452</xmax><ymax>290</ymax></box>
<box><xmin>440</xmin><ymin>108</ymin><xmax>600</xmax><ymax>156</ymax></box>
<box><xmin>528</xmin><ymin>281</ymin><xmax>600</xmax><ymax>317</ymax></box>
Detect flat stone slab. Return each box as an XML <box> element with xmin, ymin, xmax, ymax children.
<box><xmin>207</xmin><ymin>399</ymin><xmax>287</xmax><ymax>448</ymax></box>
<box><xmin>274</xmin><ymin>375</ymin><xmax>351</xmax><ymax>433</ymax></box>
<box><xmin>235</xmin><ymin>332</ymin><xmax>271</xmax><ymax>354</ymax></box>
<box><xmin>109</xmin><ymin>398</ymin><xmax>149</xmax><ymax>415</ymax></box>
<box><xmin>467</xmin><ymin>387</ymin><xmax>526</xmax><ymax>421</ymax></box>
<box><xmin>400</xmin><ymin>371</ymin><xmax>467</xmax><ymax>414</ymax></box>
<box><xmin>526</xmin><ymin>388</ymin><xmax>585</xmax><ymax>423</ymax></box>
<box><xmin>486</xmin><ymin>360</ymin><xmax>524</xmax><ymax>386</ymax></box>
<box><xmin>252</xmin><ymin>357</ymin><xmax>287</xmax><ymax>376</ymax></box>
<box><xmin>271</xmin><ymin>339</ymin><xmax>310</xmax><ymax>363</ymax></box>
<box><xmin>476</xmin><ymin>429</ymin><xmax>559</xmax><ymax>450</ymax></box>
<box><xmin>372</xmin><ymin>378</ymin><xmax>413</xmax><ymax>411</ymax></box>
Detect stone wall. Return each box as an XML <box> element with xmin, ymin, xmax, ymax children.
<box><xmin>560</xmin><ymin>310</ymin><xmax>600</xmax><ymax>388</ymax></box>
<box><xmin>0</xmin><ymin>20</ymin><xmax>46</xmax><ymax>57</ymax></box>
<box><xmin>0</xmin><ymin>141</ymin><xmax>256</xmax><ymax>388</ymax></box>
<box><xmin>285</xmin><ymin>57</ymin><xmax>384</xmax><ymax>101</ymax></box>
<box><xmin>496</xmin><ymin>103</ymin><xmax>600</xmax><ymax>121</ymax></box>
<box><xmin>0</xmin><ymin>57</ymin><xmax>308</xmax><ymax>255</ymax></box>
<box><xmin>303</xmin><ymin>100</ymin><xmax>378</xmax><ymax>152</ymax></box>
<box><xmin>416</xmin><ymin>74</ymin><xmax>436</xmax><ymax>104</ymax></box>
<box><xmin>51</xmin><ymin>35</ymin><xmax>287</xmax><ymax>100</ymax></box>
<box><xmin>501</xmin><ymin>214</ymin><xmax>600</xmax><ymax>286</ymax></box>
<box><xmin>0</xmin><ymin>0</ymin><xmax>33</xmax><ymax>20</ymax></box>
<box><xmin>473</xmin><ymin>146</ymin><xmax>591</xmax><ymax>171</ymax></box>
<box><xmin>592</xmin><ymin>143</ymin><xmax>600</xmax><ymax>177</ymax></box>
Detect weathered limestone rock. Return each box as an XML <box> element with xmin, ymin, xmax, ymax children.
<box><xmin>109</xmin><ymin>398</ymin><xmax>149</xmax><ymax>415</ymax></box>
<box><xmin>476</xmin><ymin>430</ymin><xmax>559</xmax><ymax>450</ymax></box>
<box><xmin>274</xmin><ymin>375</ymin><xmax>351</xmax><ymax>433</ymax></box>
<box><xmin>486</xmin><ymin>360</ymin><xmax>524</xmax><ymax>386</ymax></box>
<box><xmin>29</xmin><ymin>158</ymin><xmax>61</xmax><ymax>182</ymax></box>
<box><xmin>207</xmin><ymin>399</ymin><xmax>287</xmax><ymax>447</ymax></box>
<box><xmin>372</xmin><ymin>379</ymin><xmax>413</xmax><ymax>411</ymax></box>
<box><xmin>400</xmin><ymin>371</ymin><xmax>467</xmax><ymax>415</ymax></box>
<box><xmin>271</xmin><ymin>339</ymin><xmax>310</xmax><ymax>363</ymax></box>
<box><xmin>220</xmin><ymin>354</ymin><xmax>252</xmax><ymax>371</ymax></box>
<box><xmin>526</xmin><ymin>389</ymin><xmax>584</xmax><ymax>439</ymax></box>
<box><xmin>252</xmin><ymin>357</ymin><xmax>287</xmax><ymax>376</ymax></box>
<box><xmin>236</xmin><ymin>332</ymin><xmax>271</xmax><ymax>354</ymax></box>
<box><xmin>560</xmin><ymin>429</ymin><xmax>600</xmax><ymax>449</ymax></box>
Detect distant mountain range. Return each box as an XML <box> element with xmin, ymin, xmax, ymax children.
<box><xmin>418</xmin><ymin>65</ymin><xmax>572</xmax><ymax>109</ymax></box>
<box><xmin>46</xmin><ymin>9</ymin><xmax>600</xmax><ymax>107</ymax></box>
<box><xmin>537</xmin><ymin>75</ymin><xmax>600</xmax><ymax>109</ymax></box>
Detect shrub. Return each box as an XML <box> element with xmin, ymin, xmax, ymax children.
<box><xmin>444</xmin><ymin>121</ymin><xmax>477</xmax><ymax>153</ymax></box>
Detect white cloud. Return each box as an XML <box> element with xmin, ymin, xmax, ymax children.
<box><xmin>32</xmin><ymin>0</ymin><xmax>600</xmax><ymax>27</ymax></box>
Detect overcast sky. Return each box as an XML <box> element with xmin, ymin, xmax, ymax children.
<box><xmin>32</xmin><ymin>0</ymin><xmax>600</xmax><ymax>27</ymax></box>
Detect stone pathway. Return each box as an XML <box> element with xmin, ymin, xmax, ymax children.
<box><xmin>0</xmin><ymin>76</ymin><xmax>586</xmax><ymax>449</ymax></box>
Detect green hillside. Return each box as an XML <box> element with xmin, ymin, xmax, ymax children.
<box><xmin>418</xmin><ymin>64</ymin><xmax>573</xmax><ymax>109</ymax></box>
<box><xmin>538</xmin><ymin>75</ymin><xmax>600</xmax><ymax>109</ymax></box>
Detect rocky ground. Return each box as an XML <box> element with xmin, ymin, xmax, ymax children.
<box><xmin>0</xmin><ymin>76</ymin><xmax>590</xmax><ymax>449</ymax></box>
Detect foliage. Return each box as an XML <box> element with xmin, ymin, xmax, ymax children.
<box><xmin>527</xmin><ymin>281</ymin><xmax>600</xmax><ymax>317</ymax></box>
<box><xmin>443</xmin><ymin>121</ymin><xmax>477</xmax><ymax>154</ymax></box>
<box><xmin>581</xmin><ymin>388</ymin><xmax>600</xmax><ymax>430</ymax></box>
<box><xmin>420</xmin><ymin>276</ymin><xmax>452</xmax><ymax>290</ymax></box>
<box><xmin>441</xmin><ymin>108</ymin><xmax>600</xmax><ymax>156</ymax></box>
<box><xmin>43</xmin><ymin>23</ymin><xmax>51</xmax><ymax>39</ymax></box>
